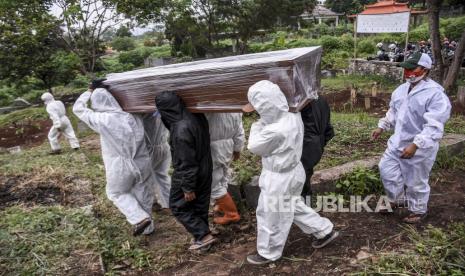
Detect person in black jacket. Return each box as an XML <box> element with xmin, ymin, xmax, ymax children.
<box><xmin>155</xmin><ymin>91</ymin><xmax>216</xmax><ymax>250</ymax></box>
<box><xmin>300</xmin><ymin>97</ymin><xmax>335</xmax><ymax>198</ymax></box>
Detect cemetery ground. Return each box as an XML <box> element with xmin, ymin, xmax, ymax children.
<box><xmin>1</xmin><ymin>87</ymin><xmax>465</xmax><ymax>275</ymax></box>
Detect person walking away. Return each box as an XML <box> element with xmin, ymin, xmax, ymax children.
<box><xmin>300</xmin><ymin>97</ymin><xmax>334</xmax><ymax>199</ymax></box>
<box><xmin>73</xmin><ymin>79</ymin><xmax>155</xmax><ymax>236</ymax></box>
<box><xmin>155</xmin><ymin>91</ymin><xmax>216</xmax><ymax>250</ymax></box>
<box><xmin>372</xmin><ymin>53</ymin><xmax>451</xmax><ymax>224</ymax></box>
<box><xmin>205</xmin><ymin>113</ymin><xmax>245</xmax><ymax>224</ymax></box>
<box><xmin>141</xmin><ymin>113</ymin><xmax>172</xmax><ymax>211</ymax></box>
<box><xmin>41</xmin><ymin>92</ymin><xmax>80</xmax><ymax>154</ymax></box>
<box><xmin>242</xmin><ymin>80</ymin><xmax>339</xmax><ymax>265</ymax></box>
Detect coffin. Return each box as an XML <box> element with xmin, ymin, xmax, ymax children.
<box><xmin>104</xmin><ymin>47</ymin><xmax>322</xmax><ymax>113</ymax></box>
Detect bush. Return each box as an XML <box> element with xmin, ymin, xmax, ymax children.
<box><xmin>286</xmin><ymin>38</ymin><xmax>320</xmax><ymax>48</ymax></box>
<box><xmin>118</xmin><ymin>50</ymin><xmax>145</xmax><ymax>66</ymax></box>
<box><xmin>320</xmin><ymin>35</ymin><xmax>343</xmax><ymax>51</ymax></box>
<box><xmin>111</xmin><ymin>37</ymin><xmax>136</xmax><ymax>52</ymax></box>
<box><xmin>322</xmin><ymin>50</ymin><xmax>350</xmax><ymax>70</ymax></box>
<box><xmin>443</xmin><ymin>16</ymin><xmax>465</xmax><ymax>41</ymax></box>
<box><xmin>358</xmin><ymin>39</ymin><xmax>376</xmax><ymax>54</ymax></box>
<box><xmin>148</xmin><ymin>45</ymin><xmax>172</xmax><ymax>59</ymax></box>
<box><xmin>335</xmin><ymin>167</ymin><xmax>383</xmax><ymax>197</ymax></box>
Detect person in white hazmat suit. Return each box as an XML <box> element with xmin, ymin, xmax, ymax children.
<box><xmin>242</xmin><ymin>80</ymin><xmax>339</xmax><ymax>265</ymax></box>
<box><xmin>41</xmin><ymin>92</ymin><xmax>80</xmax><ymax>154</ymax></box>
<box><xmin>205</xmin><ymin>113</ymin><xmax>244</xmax><ymax>224</ymax></box>
<box><xmin>141</xmin><ymin>113</ymin><xmax>172</xmax><ymax>210</ymax></box>
<box><xmin>73</xmin><ymin>79</ymin><xmax>155</xmax><ymax>236</ymax></box>
<box><xmin>372</xmin><ymin>53</ymin><xmax>451</xmax><ymax>224</ymax></box>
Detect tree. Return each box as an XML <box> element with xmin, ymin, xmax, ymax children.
<box><xmin>115</xmin><ymin>25</ymin><xmax>132</xmax><ymax>37</ymax></box>
<box><xmin>0</xmin><ymin>0</ymin><xmax>75</xmax><ymax>91</ymax></box>
<box><xmin>55</xmin><ymin>0</ymin><xmax>124</xmax><ymax>74</ymax></box>
<box><xmin>427</xmin><ymin>0</ymin><xmax>445</xmax><ymax>83</ymax></box>
<box><xmin>325</xmin><ymin>0</ymin><xmax>376</xmax><ymax>15</ymax></box>
<box><xmin>426</xmin><ymin>0</ymin><xmax>465</xmax><ymax>91</ymax></box>
<box><xmin>111</xmin><ymin>36</ymin><xmax>136</xmax><ymax>51</ymax></box>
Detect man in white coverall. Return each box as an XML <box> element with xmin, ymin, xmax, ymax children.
<box><xmin>243</xmin><ymin>80</ymin><xmax>339</xmax><ymax>265</ymax></box>
<box><xmin>41</xmin><ymin>92</ymin><xmax>80</xmax><ymax>154</ymax></box>
<box><xmin>372</xmin><ymin>52</ymin><xmax>451</xmax><ymax>224</ymax></box>
<box><xmin>205</xmin><ymin>113</ymin><xmax>244</xmax><ymax>224</ymax></box>
<box><xmin>73</xmin><ymin>79</ymin><xmax>155</xmax><ymax>236</ymax></box>
<box><xmin>142</xmin><ymin>113</ymin><xmax>172</xmax><ymax>210</ymax></box>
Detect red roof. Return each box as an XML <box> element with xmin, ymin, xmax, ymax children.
<box><xmin>360</xmin><ymin>0</ymin><xmax>410</xmax><ymax>15</ymax></box>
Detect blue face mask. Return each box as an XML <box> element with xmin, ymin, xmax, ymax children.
<box><xmin>152</xmin><ymin>111</ymin><xmax>160</xmax><ymax>118</ymax></box>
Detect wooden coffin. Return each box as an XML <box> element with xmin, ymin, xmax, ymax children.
<box><xmin>104</xmin><ymin>47</ymin><xmax>322</xmax><ymax>113</ymax></box>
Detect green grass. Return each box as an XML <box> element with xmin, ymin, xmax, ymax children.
<box><xmin>0</xmin><ymin>206</ymin><xmax>100</xmax><ymax>275</ymax></box>
<box><xmin>445</xmin><ymin>115</ymin><xmax>465</xmax><ymax>135</ymax></box>
<box><xmin>321</xmin><ymin>74</ymin><xmax>400</xmax><ymax>93</ymax></box>
<box><xmin>358</xmin><ymin>223</ymin><xmax>465</xmax><ymax>275</ymax></box>
<box><xmin>317</xmin><ymin>112</ymin><xmax>389</xmax><ymax>170</ymax></box>
<box><xmin>0</xmin><ymin>107</ymin><xmax>48</xmax><ymax>128</ymax></box>
<box><xmin>0</xmin><ymin>140</ymin><xmax>155</xmax><ymax>274</ymax></box>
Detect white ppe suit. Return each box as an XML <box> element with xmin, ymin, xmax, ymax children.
<box><xmin>41</xmin><ymin>93</ymin><xmax>79</xmax><ymax>151</ymax></box>
<box><xmin>141</xmin><ymin>113</ymin><xmax>172</xmax><ymax>209</ymax></box>
<box><xmin>378</xmin><ymin>79</ymin><xmax>451</xmax><ymax>214</ymax></box>
<box><xmin>205</xmin><ymin>113</ymin><xmax>245</xmax><ymax>200</ymax></box>
<box><xmin>73</xmin><ymin>89</ymin><xmax>154</xmax><ymax>227</ymax></box>
<box><xmin>247</xmin><ymin>80</ymin><xmax>333</xmax><ymax>261</ymax></box>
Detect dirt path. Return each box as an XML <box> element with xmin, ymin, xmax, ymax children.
<box><xmin>152</xmin><ymin>169</ymin><xmax>465</xmax><ymax>275</ymax></box>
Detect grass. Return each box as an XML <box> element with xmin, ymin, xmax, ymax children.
<box><xmin>0</xmin><ymin>206</ymin><xmax>100</xmax><ymax>275</ymax></box>
<box><xmin>445</xmin><ymin>115</ymin><xmax>465</xmax><ymax>135</ymax></box>
<box><xmin>321</xmin><ymin>74</ymin><xmax>400</xmax><ymax>93</ymax></box>
<box><xmin>0</xmin><ymin>107</ymin><xmax>48</xmax><ymax>128</ymax></box>
<box><xmin>316</xmin><ymin>112</ymin><xmax>389</xmax><ymax>170</ymax></box>
<box><xmin>0</xmin><ymin>139</ymin><xmax>156</xmax><ymax>274</ymax></box>
<box><xmin>358</xmin><ymin>223</ymin><xmax>465</xmax><ymax>275</ymax></box>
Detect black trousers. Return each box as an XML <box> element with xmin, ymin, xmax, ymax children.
<box><xmin>169</xmin><ymin>181</ymin><xmax>211</xmax><ymax>241</ymax></box>
<box><xmin>301</xmin><ymin>139</ymin><xmax>324</xmax><ymax>197</ymax></box>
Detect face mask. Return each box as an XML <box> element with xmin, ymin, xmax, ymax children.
<box><xmin>404</xmin><ymin>68</ymin><xmax>426</xmax><ymax>84</ymax></box>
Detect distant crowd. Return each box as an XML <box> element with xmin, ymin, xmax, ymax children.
<box><xmin>368</xmin><ymin>38</ymin><xmax>463</xmax><ymax>66</ymax></box>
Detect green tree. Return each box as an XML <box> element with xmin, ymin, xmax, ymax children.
<box><xmin>325</xmin><ymin>0</ymin><xmax>376</xmax><ymax>15</ymax></box>
<box><xmin>115</xmin><ymin>25</ymin><xmax>132</xmax><ymax>37</ymax></box>
<box><xmin>55</xmin><ymin>0</ymin><xmax>123</xmax><ymax>73</ymax></box>
<box><xmin>111</xmin><ymin>37</ymin><xmax>136</xmax><ymax>51</ymax></box>
<box><xmin>0</xmin><ymin>0</ymin><xmax>76</xmax><ymax>91</ymax></box>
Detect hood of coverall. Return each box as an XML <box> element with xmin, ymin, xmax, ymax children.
<box><xmin>248</xmin><ymin>80</ymin><xmax>289</xmax><ymax>124</ymax></box>
<box><xmin>155</xmin><ymin>91</ymin><xmax>185</xmax><ymax>129</ymax></box>
<box><xmin>90</xmin><ymin>88</ymin><xmax>123</xmax><ymax>112</ymax></box>
<box><xmin>41</xmin><ymin>92</ymin><xmax>54</xmax><ymax>105</ymax></box>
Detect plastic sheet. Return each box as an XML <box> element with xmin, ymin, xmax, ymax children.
<box><xmin>104</xmin><ymin>47</ymin><xmax>322</xmax><ymax>113</ymax></box>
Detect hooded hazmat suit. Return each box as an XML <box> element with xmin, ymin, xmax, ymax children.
<box><xmin>155</xmin><ymin>92</ymin><xmax>213</xmax><ymax>241</ymax></box>
<box><xmin>141</xmin><ymin>114</ymin><xmax>172</xmax><ymax>209</ymax></box>
<box><xmin>247</xmin><ymin>80</ymin><xmax>333</xmax><ymax>261</ymax></box>
<box><xmin>378</xmin><ymin>79</ymin><xmax>451</xmax><ymax>214</ymax></box>
<box><xmin>41</xmin><ymin>93</ymin><xmax>80</xmax><ymax>151</ymax></box>
<box><xmin>205</xmin><ymin>113</ymin><xmax>245</xmax><ymax>224</ymax></box>
<box><xmin>300</xmin><ymin>97</ymin><xmax>334</xmax><ymax>197</ymax></box>
<box><xmin>73</xmin><ymin>89</ymin><xmax>154</xmax><ymax>230</ymax></box>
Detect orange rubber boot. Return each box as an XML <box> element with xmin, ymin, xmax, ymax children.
<box><xmin>213</xmin><ymin>193</ymin><xmax>241</xmax><ymax>225</ymax></box>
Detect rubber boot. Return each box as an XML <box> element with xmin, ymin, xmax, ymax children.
<box><xmin>213</xmin><ymin>193</ymin><xmax>240</xmax><ymax>225</ymax></box>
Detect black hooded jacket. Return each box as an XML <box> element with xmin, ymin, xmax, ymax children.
<box><xmin>155</xmin><ymin>92</ymin><xmax>212</xmax><ymax>194</ymax></box>
<box><xmin>300</xmin><ymin>96</ymin><xmax>334</xmax><ymax>171</ymax></box>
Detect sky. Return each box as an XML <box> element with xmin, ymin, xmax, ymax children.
<box><xmin>50</xmin><ymin>2</ymin><xmax>159</xmax><ymax>36</ymax></box>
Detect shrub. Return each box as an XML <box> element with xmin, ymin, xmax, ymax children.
<box><xmin>335</xmin><ymin>167</ymin><xmax>383</xmax><ymax>197</ymax></box>
<box><xmin>443</xmin><ymin>16</ymin><xmax>465</xmax><ymax>41</ymax></box>
<box><xmin>320</xmin><ymin>35</ymin><xmax>343</xmax><ymax>51</ymax></box>
<box><xmin>111</xmin><ymin>37</ymin><xmax>136</xmax><ymax>52</ymax></box>
<box><xmin>358</xmin><ymin>39</ymin><xmax>376</xmax><ymax>55</ymax></box>
<box><xmin>118</xmin><ymin>50</ymin><xmax>145</xmax><ymax>66</ymax></box>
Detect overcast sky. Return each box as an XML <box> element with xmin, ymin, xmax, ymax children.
<box><xmin>50</xmin><ymin>3</ymin><xmax>157</xmax><ymax>36</ymax></box>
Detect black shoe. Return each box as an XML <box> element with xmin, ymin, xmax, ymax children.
<box><xmin>246</xmin><ymin>254</ymin><xmax>273</xmax><ymax>265</ymax></box>
<box><xmin>133</xmin><ymin>218</ymin><xmax>151</xmax><ymax>236</ymax></box>
<box><xmin>49</xmin><ymin>149</ymin><xmax>62</xmax><ymax>155</ymax></box>
<box><xmin>312</xmin><ymin>230</ymin><xmax>339</xmax><ymax>249</ymax></box>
